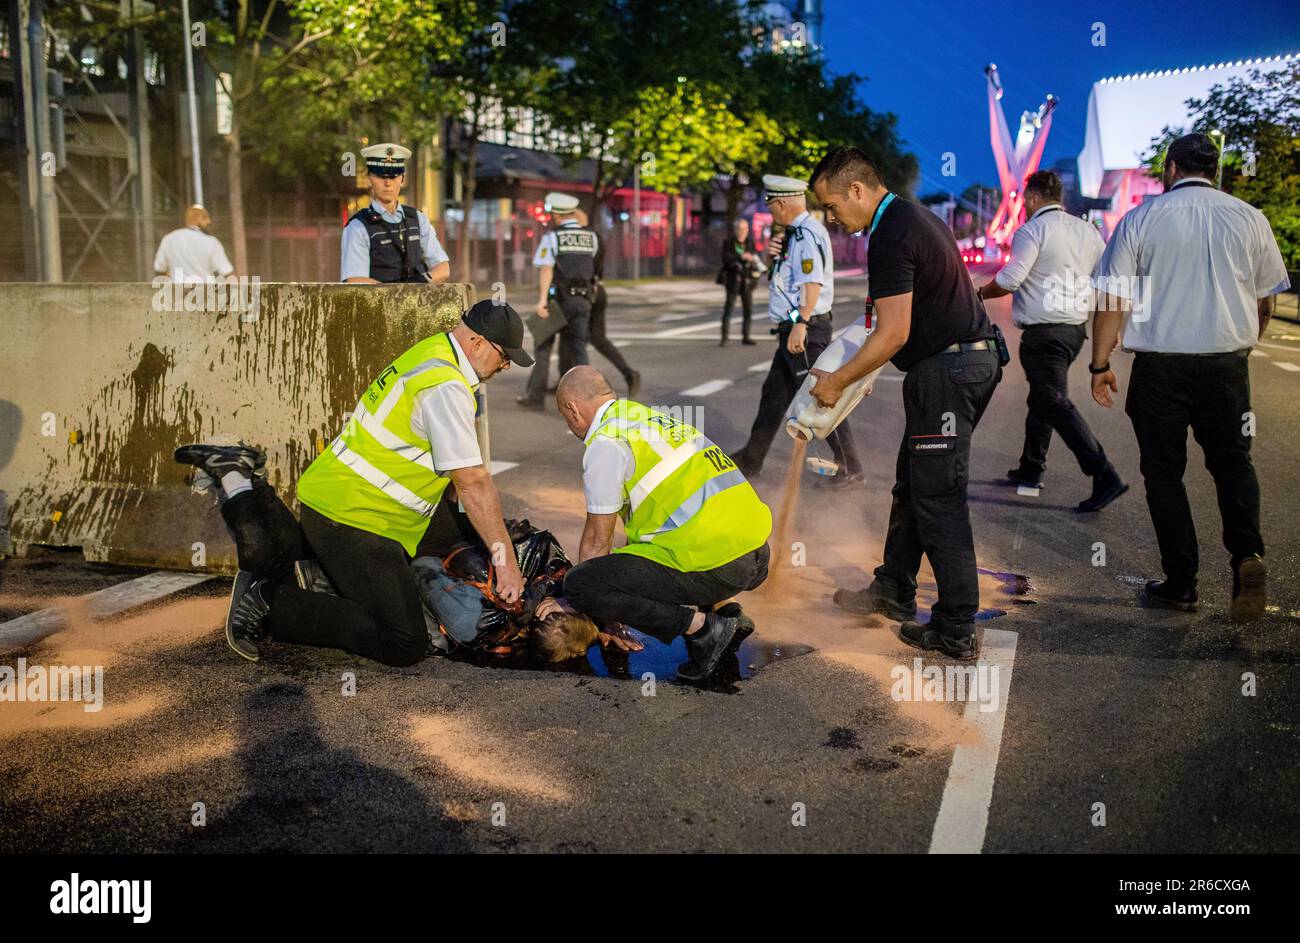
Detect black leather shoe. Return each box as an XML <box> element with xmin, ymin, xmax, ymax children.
<box><xmin>515</xmin><ymin>394</ymin><xmax>545</xmax><ymax>410</ymax></box>
<box><xmin>1076</xmin><ymin>470</ymin><xmax>1129</xmax><ymax>512</ymax></box>
<box><xmin>742</xmin><ymin>338</ymin><xmax>757</xmax><ymax>346</ymax></box>
<box><xmin>1002</xmin><ymin>467</ymin><xmax>1043</xmax><ymax>489</ymax></box>
<box><xmin>626</xmin><ymin>369</ymin><xmax>642</xmax><ymax>400</ymax></box>
<box><xmin>719</xmin><ymin>338</ymin><xmax>729</xmax><ymax>347</ymax></box>
<box><xmin>226</xmin><ymin>571</ymin><xmax>271</xmax><ymax>662</ymax></box>
<box><xmin>677</xmin><ymin>611</ymin><xmax>754</xmax><ymax>682</ymax></box>
<box><xmin>174</xmin><ymin>442</ymin><xmax>266</xmax><ymax>479</ymax></box>
<box><xmin>1141</xmin><ymin>579</ymin><xmax>1199</xmax><ymax>612</ymax></box>
<box><xmin>899</xmin><ymin>621</ymin><xmax>979</xmax><ymax>660</ymax></box>
<box><xmin>1230</xmin><ymin>554</ymin><xmax>1267</xmax><ymax>623</ymax></box>
<box><xmin>832</xmin><ymin>582</ymin><xmax>917</xmax><ymax>621</ymax></box>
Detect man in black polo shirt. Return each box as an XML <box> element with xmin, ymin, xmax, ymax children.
<box><xmin>809</xmin><ymin>146</ymin><xmax>1002</xmax><ymax>659</ymax></box>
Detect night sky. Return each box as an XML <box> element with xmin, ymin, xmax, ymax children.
<box><xmin>820</xmin><ymin>0</ymin><xmax>1300</xmax><ymax>195</ymax></box>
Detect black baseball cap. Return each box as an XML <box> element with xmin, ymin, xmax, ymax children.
<box><xmin>462</xmin><ymin>300</ymin><xmax>534</xmax><ymax>367</ymax></box>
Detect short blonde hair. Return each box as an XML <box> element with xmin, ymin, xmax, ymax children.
<box><xmin>184</xmin><ymin>204</ymin><xmax>211</xmax><ymax>229</ymax></box>
<box><xmin>530</xmin><ymin>612</ymin><xmax>599</xmax><ymax>662</ymax></box>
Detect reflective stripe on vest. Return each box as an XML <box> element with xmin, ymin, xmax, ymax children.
<box><xmin>297</xmin><ymin>333</ymin><xmax>473</xmax><ymax>555</ymax></box>
<box><xmin>588</xmin><ymin>400</ymin><xmax>771</xmax><ymax>572</ymax></box>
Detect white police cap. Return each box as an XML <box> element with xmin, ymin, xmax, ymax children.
<box><xmin>763</xmin><ymin>174</ymin><xmax>808</xmax><ymax>201</ymax></box>
<box><xmin>361</xmin><ymin>143</ymin><xmax>411</xmax><ymax>178</ymax></box>
<box><xmin>545</xmin><ymin>192</ymin><xmax>580</xmax><ymax>214</ymax></box>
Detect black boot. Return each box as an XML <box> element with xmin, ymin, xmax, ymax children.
<box><xmin>899</xmin><ymin>621</ymin><xmax>978</xmax><ymax>660</ymax></box>
<box><xmin>1076</xmin><ymin>469</ymin><xmax>1129</xmax><ymax>512</ymax></box>
<box><xmin>1142</xmin><ymin>579</ymin><xmax>1199</xmax><ymax>612</ymax></box>
<box><xmin>1230</xmin><ymin>554</ymin><xmax>1267</xmax><ymax>623</ymax></box>
<box><xmin>833</xmin><ymin>580</ymin><xmax>917</xmax><ymax>621</ymax></box>
<box><xmin>677</xmin><ymin>610</ymin><xmax>754</xmax><ymax>682</ymax></box>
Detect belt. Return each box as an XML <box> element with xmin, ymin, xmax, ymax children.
<box><xmin>771</xmin><ymin>313</ymin><xmax>831</xmax><ymax>333</ymax></box>
<box><xmin>941</xmin><ymin>339</ymin><xmax>993</xmax><ymax>354</ymax></box>
<box><xmin>1133</xmin><ymin>349</ymin><xmax>1251</xmax><ymax>358</ymax></box>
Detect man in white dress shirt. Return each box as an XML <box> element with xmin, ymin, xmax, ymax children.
<box><xmin>1090</xmin><ymin>132</ymin><xmax>1291</xmax><ymax>622</ymax></box>
<box><xmin>978</xmin><ymin>170</ymin><xmax>1127</xmax><ymax>511</ymax></box>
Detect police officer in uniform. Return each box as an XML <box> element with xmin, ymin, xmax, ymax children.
<box><xmin>341</xmin><ymin>143</ymin><xmax>451</xmax><ymax>284</ymax></box>
<box><xmin>517</xmin><ymin>192</ymin><xmax>598</xmax><ymax>408</ymax></box>
<box><xmin>809</xmin><ymin>146</ymin><xmax>1002</xmax><ymax>660</ymax></box>
<box><xmin>731</xmin><ymin>174</ymin><xmax>863</xmax><ymax>489</ymax></box>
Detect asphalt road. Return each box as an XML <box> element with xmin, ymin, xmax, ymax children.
<box><xmin>2</xmin><ymin>274</ymin><xmax>1298</xmax><ymax>853</ymax></box>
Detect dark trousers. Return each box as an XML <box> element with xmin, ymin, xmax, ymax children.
<box><xmin>221</xmin><ymin>486</ymin><xmax>472</xmax><ymax>667</ymax></box>
<box><xmin>721</xmin><ymin>279</ymin><xmax>754</xmax><ymax>341</ymax></box>
<box><xmin>733</xmin><ymin>319</ymin><xmax>862</xmax><ymax>477</ymax></box>
<box><xmin>564</xmin><ymin>544</ymin><xmax>770</xmax><ymax>644</ymax></box>
<box><xmin>588</xmin><ymin>284</ymin><xmax>635</xmax><ymax>382</ymax></box>
<box><xmin>874</xmin><ymin>347</ymin><xmax>1001</xmax><ymax>629</ymax></box>
<box><xmin>1016</xmin><ymin>323</ymin><xmax>1111</xmax><ymax>478</ymax></box>
<box><xmin>527</xmin><ymin>295</ymin><xmax>591</xmax><ymax>398</ymax></box>
<box><xmin>1125</xmin><ymin>351</ymin><xmax>1263</xmax><ymax>587</ymax></box>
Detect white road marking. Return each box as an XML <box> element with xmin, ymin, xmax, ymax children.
<box><xmin>1016</xmin><ymin>485</ymin><xmax>1041</xmax><ymax>497</ymax></box>
<box><xmin>929</xmin><ymin>627</ymin><xmax>1019</xmax><ymax>854</ymax></box>
<box><xmin>1256</xmin><ymin>341</ymin><xmax>1300</xmax><ymax>353</ymax></box>
<box><xmin>1273</xmin><ymin>362</ymin><xmax>1300</xmax><ymax>372</ymax></box>
<box><xmin>681</xmin><ymin>379</ymin><xmax>733</xmax><ymax>397</ymax></box>
<box><xmin>489</xmin><ymin>460</ymin><xmax>519</xmax><ymax>475</ymax></box>
<box><xmin>0</xmin><ymin>571</ymin><xmax>213</xmax><ymax>649</ymax></box>
<box><xmin>1250</xmin><ymin>349</ymin><xmax>1269</xmax><ymax>357</ymax></box>
<box><xmin>749</xmin><ymin>362</ymin><xmax>770</xmax><ymax>372</ymax></box>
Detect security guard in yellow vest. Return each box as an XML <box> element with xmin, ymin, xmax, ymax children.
<box><xmin>554</xmin><ymin>366</ymin><xmax>773</xmax><ymax>681</ymax></box>
<box><xmin>178</xmin><ymin>301</ymin><xmax>535</xmax><ymax>666</ymax></box>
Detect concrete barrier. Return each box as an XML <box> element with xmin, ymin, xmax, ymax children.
<box><xmin>0</xmin><ymin>282</ymin><xmax>473</xmax><ymax>572</ymax></box>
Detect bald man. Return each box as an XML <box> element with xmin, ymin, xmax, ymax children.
<box><xmin>555</xmin><ymin>366</ymin><xmax>773</xmax><ymax>681</ymax></box>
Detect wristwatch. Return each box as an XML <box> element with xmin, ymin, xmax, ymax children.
<box><xmin>1088</xmin><ymin>361</ymin><xmax>1111</xmax><ymax>375</ymax></box>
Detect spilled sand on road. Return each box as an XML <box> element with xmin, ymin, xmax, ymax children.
<box><xmin>406</xmin><ymin>712</ymin><xmax>572</xmax><ymax>802</ymax></box>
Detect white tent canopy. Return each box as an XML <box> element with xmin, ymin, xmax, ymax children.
<box><xmin>1077</xmin><ymin>53</ymin><xmax>1296</xmax><ymax>198</ymax></box>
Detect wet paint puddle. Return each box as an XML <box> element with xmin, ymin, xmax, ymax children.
<box><xmin>448</xmin><ymin>630</ymin><xmax>815</xmax><ymax>693</ymax></box>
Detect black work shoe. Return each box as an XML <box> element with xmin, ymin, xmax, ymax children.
<box><xmin>1076</xmin><ymin>471</ymin><xmax>1129</xmax><ymax>512</ymax></box>
<box><xmin>899</xmin><ymin>621</ymin><xmax>979</xmax><ymax>660</ymax></box>
<box><xmin>626</xmin><ymin>369</ymin><xmax>642</xmax><ymax>400</ymax></box>
<box><xmin>732</xmin><ymin>454</ymin><xmax>760</xmax><ymax>480</ymax></box>
<box><xmin>833</xmin><ymin>583</ymin><xmax>917</xmax><ymax>621</ymax></box>
<box><xmin>515</xmin><ymin>394</ymin><xmax>545</xmax><ymax>410</ymax></box>
<box><xmin>719</xmin><ymin>338</ymin><xmax>729</xmax><ymax>347</ymax></box>
<box><xmin>174</xmin><ymin>442</ymin><xmax>266</xmax><ymax>480</ymax></box>
<box><xmin>1141</xmin><ymin>579</ymin><xmax>1199</xmax><ymax>612</ymax></box>
<box><xmin>226</xmin><ymin>571</ymin><xmax>271</xmax><ymax>662</ymax></box>
<box><xmin>1002</xmin><ymin>467</ymin><xmax>1043</xmax><ymax>489</ymax></box>
<box><xmin>814</xmin><ymin>470</ymin><xmax>865</xmax><ymax>490</ymax></box>
<box><xmin>742</xmin><ymin>338</ymin><xmax>756</xmax><ymax>346</ymax></box>
<box><xmin>677</xmin><ymin>611</ymin><xmax>754</xmax><ymax>682</ymax></box>
<box><xmin>1230</xmin><ymin>554</ymin><xmax>1267</xmax><ymax>624</ymax></box>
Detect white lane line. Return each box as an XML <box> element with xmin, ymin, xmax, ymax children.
<box><xmin>1273</xmin><ymin>362</ymin><xmax>1300</xmax><ymax>372</ymax></box>
<box><xmin>1256</xmin><ymin>341</ymin><xmax>1300</xmax><ymax>353</ymax></box>
<box><xmin>748</xmin><ymin>362</ymin><xmax>770</xmax><ymax>372</ymax></box>
<box><xmin>928</xmin><ymin>627</ymin><xmax>1019</xmax><ymax>854</ymax></box>
<box><xmin>1250</xmin><ymin>349</ymin><xmax>1269</xmax><ymax>357</ymax></box>
<box><xmin>681</xmin><ymin>379</ymin><xmax>733</xmax><ymax>397</ymax></box>
<box><xmin>1016</xmin><ymin>484</ymin><xmax>1041</xmax><ymax>497</ymax></box>
<box><xmin>0</xmin><ymin>571</ymin><xmax>213</xmax><ymax>649</ymax></box>
<box><xmin>489</xmin><ymin>460</ymin><xmax>519</xmax><ymax>475</ymax></box>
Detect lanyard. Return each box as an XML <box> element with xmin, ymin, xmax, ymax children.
<box><xmin>869</xmin><ymin>193</ymin><xmax>895</xmax><ymax>237</ymax></box>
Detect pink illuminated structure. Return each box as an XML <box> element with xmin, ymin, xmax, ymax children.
<box><xmin>984</xmin><ymin>64</ymin><xmax>1057</xmax><ymax>248</ymax></box>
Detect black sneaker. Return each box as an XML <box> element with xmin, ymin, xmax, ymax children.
<box><xmin>814</xmin><ymin>470</ymin><xmax>865</xmax><ymax>491</ymax></box>
<box><xmin>174</xmin><ymin>442</ymin><xmax>266</xmax><ymax>480</ymax></box>
<box><xmin>1230</xmin><ymin>554</ymin><xmax>1267</xmax><ymax>623</ymax></box>
<box><xmin>226</xmin><ymin>571</ymin><xmax>271</xmax><ymax>662</ymax></box>
<box><xmin>1141</xmin><ymin>579</ymin><xmax>1199</xmax><ymax>612</ymax></box>
<box><xmin>1076</xmin><ymin>471</ymin><xmax>1129</xmax><ymax>513</ymax></box>
<box><xmin>1002</xmin><ymin>467</ymin><xmax>1043</xmax><ymax>489</ymax></box>
<box><xmin>832</xmin><ymin>582</ymin><xmax>917</xmax><ymax>621</ymax></box>
<box><xmin>515</xmin><ymin>394</ymin><xmax>545</xmax><ymax>410</ymax></box>
<box><xmin>899</xmin><ymin>621</ymin><xmax>979</xmax><ymax>660</ymax></box>
<box><xmin>677</xmin><ymin>610</ymin><xmax>755</xmax><ymax>682</ymax></box>
<box><xmin>626</xmin><ymin>369</ymin><xmax>642</xmax><ymax>400</ymax></box>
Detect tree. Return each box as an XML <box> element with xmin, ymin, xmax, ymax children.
<box><xmin>1146</xmin><ymin>62</ymin><xmax>1300</xmax><ymax>266</ymax></box>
